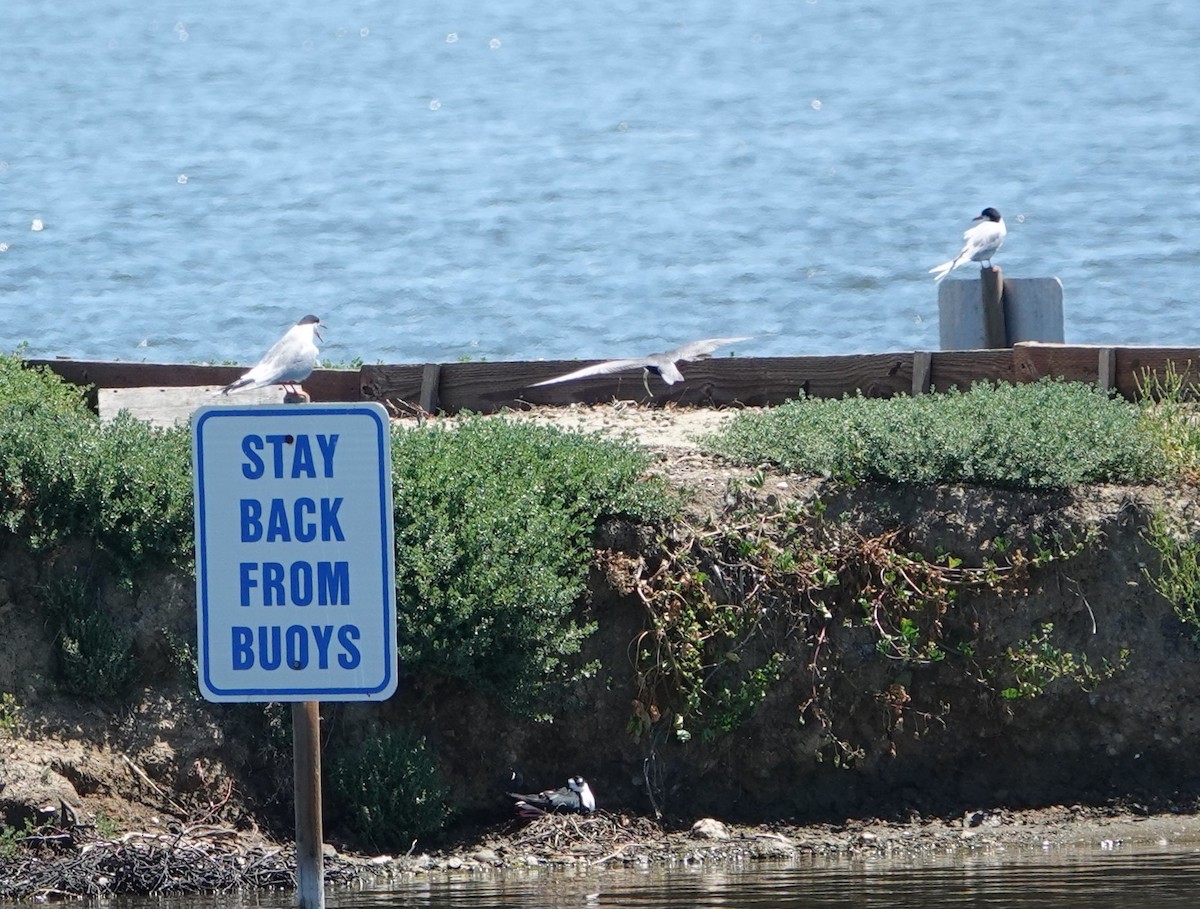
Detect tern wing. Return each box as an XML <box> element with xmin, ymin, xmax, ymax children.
<box><xmin>962</xmin><ymin>220</ymin><xmax>1005</xmax><ymax>259</ymax></box>
<box><xmin>664</xmin><ymin>336</ymin><xmax>754</xmax><ymax>362</ymax></box>
<box><xmin>220</xmin><ymin>325</ymin><xmax>315</xmax><ymax>393</ymax></box>
<box><xmin>530</xmin><ymin>358</ymin><xmax>651</xmax><ymax>387</ymax></box>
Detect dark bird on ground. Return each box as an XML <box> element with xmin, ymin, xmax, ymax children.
<box><xmin>220</xmin><ymin>314</ymin><xmax>325</xmax><ymax>395</ymax></box>
<box><xmin>529</xmin><ymin>337</ymin><xmax>752</xmax><ymax>397</ymax></box>
<box><xmin>508</xmin><ymin>775</ymin><xmax>596</xmax><ymax>817</ymax></box>
<box><xmin>929</xmin><ymin>207</ymin><xmax>1007</xmax><ymax>282</ymax></box>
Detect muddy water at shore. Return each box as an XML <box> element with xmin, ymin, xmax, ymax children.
<box><xmin>15</xmin><ymin>843</ymin><xmax>1199</xmax><ymax>909</ymax></box>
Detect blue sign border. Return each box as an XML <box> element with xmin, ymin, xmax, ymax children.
<box><xmin>193</xmin><ymin>404</ymin><xmax>395</xmax><ymax>700</ymax></box>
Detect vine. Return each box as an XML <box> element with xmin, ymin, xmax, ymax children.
<box><xmin>619</xmin><ymin>490</ymin><xmax>1103</xmax><ymax>755</ymax></box>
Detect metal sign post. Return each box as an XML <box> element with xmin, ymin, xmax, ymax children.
<box><xmin>192</xmin><ymin>403</ymin><xmax>396</xmax><ymax>909</ymax></box>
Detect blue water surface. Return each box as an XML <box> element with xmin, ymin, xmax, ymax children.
<box><xmin>1</xmin><ymin>0</ymin><xmax>1197</xmax><ymax>367</ymax></box>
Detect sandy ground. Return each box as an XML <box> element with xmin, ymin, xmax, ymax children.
<box><xmin>100</xmin><ymin>387</ymin><xmax>748</xmax><ymax>449</ymax></box>
<box><xmin>471</xmin><ymin>400</ymin><xmax>748</xmax><ymax>449</ymax></box>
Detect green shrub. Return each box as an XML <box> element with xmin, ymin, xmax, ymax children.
<box><xmin>391</xmin><ymin>417</ymin><xmax>671</xmax><ymax>715</ymax></box>
<box><xmin>703</xmin><ymin>380</ymin><xmax>1164</xmax><ymax>489</ymax></box>
<box><xmin>42</xmin><ymin>572</ymin><xmax>138</xmax><ymax>698</ymax></box>
<box><xmin>327</xmin><ymin>728</ymin><xmax>453</xmax><ymax>850</ymax></box>
<box><xmin>1136</xmin><ymin>361</ymin><xmax>1200</xmax><ymax>483</ymax></box>
<box><xmin>1141</xmin><ymin>508</ymin><xmax>1200</xmax><ymax>639</ymax></box>
<box><xmin>0</xmin><ymin>692</ymin><xmax>20</xmax><ymax>734</ymax></box>
<box><xmin>0</xmin><ymin>354</ymin><xmax>194</xmax><ymax>576</ymax></box>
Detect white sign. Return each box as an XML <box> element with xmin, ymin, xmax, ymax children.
<box><xmin>192</xmin><ymin>403</ymin><xmax>397</xmax><ymax>702</ymax></box>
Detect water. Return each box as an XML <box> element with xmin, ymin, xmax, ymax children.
<box><xmin>9</xmin><ymin>845</ymin><xmax>1197</xmax><ymax>909</ymax></box>
<box><xmin>1</xmin><ymin>1</ymin><xmax>1197</xmax><ymax>368</ymax></box>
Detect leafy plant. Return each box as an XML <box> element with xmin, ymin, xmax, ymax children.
<box><xmin>1141</xmin><ymin>508</ymin><xmax>1200</xmax><ymax>639</ymax></box>
<box><xmin>0</xmin><ymin>353</ymin><xmax>194</xmax><ymax>578</ymax></box>
<box><xmin>0</xmin><ymin>692</ymin><xmax>20</xmax><ymax>734</ymax></box>
<box><xmin>42</xmin><ymin>572</ymin><xmax>138</xmax><ymax>698</ymax></box>
<box><xmin>390</xmin><ymin>417</ymin><xmax>672</xmax><ymax>716</ymax></box>
<box><xmin>627</xmin><ymin>490</ymin><xmax>1098</xmax><ymax>749</ymax></box>
<box><xmin>326</xmin><ymin>728</ymin><xmax>453</xmax><ymax>850</ymax></box>
<box><xmin>93</xmin><ymin>810</ymin><xmax>121</xmax><ymax>839</ymax></box>
<box><xmin>1001</xmin><ymin>622</ymin><xmax>1128</xmax><ymax>700</ymax></box>
<box><xmin>0</xmin><ymin>819</ymin><xmax>34</xmax><ymax>860</ymax></box>
<box><xmin>703</xmin><ymin>379</ymin><xmax>1164</xmax><ymax>489</ymax></box>
<box><xmin>1136</xmin><ymin>360</ymin><xmax>1200</xmax><ymax>483</ymax></box>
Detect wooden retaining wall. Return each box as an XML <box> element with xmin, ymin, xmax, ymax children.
<box><xmin>26</xmin><ymin>343</ymin><xmax>1200</xmax><ymax>418</ymax></box>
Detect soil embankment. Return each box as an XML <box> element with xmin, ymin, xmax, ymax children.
<box><xmin>2</xmin><ymin>404</ymin><xmax>1199</xmax><ymax>884</ymax></box>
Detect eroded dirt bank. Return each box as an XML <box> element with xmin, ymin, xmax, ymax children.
<box><xmin>3</xmin><ymin>406</ymin><xmax>1200</xmax><ymax>891</ymax></box>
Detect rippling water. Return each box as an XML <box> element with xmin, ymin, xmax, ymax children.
<box><xmin>1</xmin><ymin>1</ymin><xmax>1197</xmax><ymax>368</ymax></box>
<box><xmin>17</xmin><ymin>845</ymin><xmax>1198</xmax><ymax>909</ymax></box>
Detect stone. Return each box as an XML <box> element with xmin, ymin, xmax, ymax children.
<box><xmin>690</xmin><ymin>818</ymin><xmax>731</xmax><ymax>840</ymax></box>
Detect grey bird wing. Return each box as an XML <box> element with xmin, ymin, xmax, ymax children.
<box><xmin>930</xmin><ymin>229</ymin><xmax>992</xmax><ymax>282</ymax></box>
<box><xmin>221</xmin><ymin>325</ymin><xmax>315</xmax><ymax>394</ymax></box>
<box><xmin>662</xmin><ymin>336</ymin><xmax>754</xmax><ymax>362</ymax></box>
<box><xmin>530</xmin><ymin>337</ymin><xmax>751</xmax><ymax>388</ymax></box>
<box><xmin>530</xmin><ymin>357</ymin><xmax>654</xmax><ymax>387</ymax></box>
<box><xmin>509</xmin><ymin>785</ymin><xmax>577</xmax><ymax>810</ymax></box>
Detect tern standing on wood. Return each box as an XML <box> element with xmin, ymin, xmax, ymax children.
<box><xmin>530</xmin><ymin>337</ymin><xmax>752</xmax><ymax>396</ymax></box>
<box><xmin>929</xmin><ymin>208</ymin><xmax>1006</xmax><ymax>283</ymax></box>
<box><xmin>220</xmin><ymin>314</ymin><xmax>325</xmax><ymax>395</ymax></box>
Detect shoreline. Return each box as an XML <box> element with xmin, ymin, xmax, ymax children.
<box><xmin>5</xmin><ymin>803</ymin><xmax>1200</xmax><ymax>900</ymax></box>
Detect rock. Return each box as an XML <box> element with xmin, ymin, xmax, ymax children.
<box><xmin>471</xmin><ymin>847</ymin><xmax>499</xmax><ymax>864</ymax></box>
<box><xmin>750</xmin><ymin>835</ymin><xmax>795</xmax><ymax>858</ymax></box>
<box><xmin>690</xmin><ymin>818</ymin><xmax>731</xmax><ymax>840</ymax></box>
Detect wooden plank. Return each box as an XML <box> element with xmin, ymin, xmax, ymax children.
<box><xmin>911</xmin><ymin>351</ymin><xmax>933</xmax><ymax>395</ymax></box>
<box><xmin>1114</xmin><ymin>347</ymin><xmax>1200</xmax><ymax>401</ymax></box>
<box><xmin>419</xmin><ymin>364</ymin><xmax>442</xmax><ymax>415</ymax></box>
<box><xmin>939</xmin><ymin>276</ymin><xmax>1063</xmax><ymax>350</ymax></box>
<box><xmin>927</xmin><ymin>349</ymin><xmax>1017</xmax><ymax>391</ymax></box>
<box><xmin>415</xmin><ymin>355</ymin><xmax>914</xmax><ymax>414</ymax></box>
<box><xmin>981</xmin><ymin>266</ymin><xmax>1006</xmax><ymax>348</ymax></box>
<box><xmin>1003</xmin><ymin>277</ymin><xmax>1064</xmax><ymax>344</ymax></box>
<box><xmin>99</xmin><ymin>385</ymin><xmax>289</xmax><ymax>427</ymax></box>
<box><xmin>52</xmin><ymin>346</ymin><xmax>1200</xmax><ymax>419</ymax></box>
<box><xmin>358</xmin><ymin>365</ymin><xmax>426</xmax><ymax>415</ymax></box>
<box><xmin>362</xmin><ymin>355</ymin><xmax>913</xmax><ymax>415</ymax></box>
<box><xmin>938</xmin><ymin>281</ymin><xmax>990</xmax><ymax>350</ymax></box>
<box><xmin>27</xmin><ymin>359</ymin><xmax>361</xmax><ymax>406</ymax></box>
<box><xmin>1011</xmin><ymin>342</ymin><xmax>1099</xmax><ymax>385</ymax></box>
<box><xmin>1097</xmin><ymin>348</ymin><xmax>1117</xmax><ymax>392</ymax></box>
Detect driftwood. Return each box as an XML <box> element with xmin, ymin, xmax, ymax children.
<box><xmin>0</xmin><ymin>826</ymin><xmax>361</xmax><ymax>901</ymax></box>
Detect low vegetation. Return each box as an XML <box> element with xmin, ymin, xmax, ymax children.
<box><xmin>703</xmin><ymin>379</ymin><xmax>1166</xmax><ymax>489</ymax></box>
<box><xmin>0</xmin><ymin>354</ymin><xmax>194</xmax><ymax>579</ymax></box>
<box><xmin>326</xmin><ymin>728</ymin><xmax>453</xmax><ymax>851</ymax></box>
<box><xmin>390</xmin><ymin>417</ymin><xmax>673</xmax><ymax>715</ymax></box>
<box><xmin>6</xmin><ymin>348</ymin><xmax>1200</xmax><ymax>844</ymax></box>
<box><xmin>0</xmin><ymin>353</ymin><xmax>671</xmax><ymax>716</ymax></box>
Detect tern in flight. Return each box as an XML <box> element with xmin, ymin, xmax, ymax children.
<box><xmin>221</xmin><ymin>314</ymin><xmax>324</xmax><ymax>395</ymax></box>
<box><xmin>530</xmin><ymin>336</ymin><xmax>752</xmax><ymax>396</ymax></box>
<box><xmin>929</xmin><ymin>207</ymin><xmax>1006</xmax><ymax>283</ymax></box>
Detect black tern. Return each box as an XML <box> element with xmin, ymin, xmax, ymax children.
<box><xmin>530</xmin><ymin>337</ymin><xmax>752</xmax><ymax>396</ymax></box>
<box><xmin>508</xmin><ymin>775</ymin><xmax>596</xmax><ymax>817</ymax></box>
<box><xmin>929</xmin><ymin>207</ymin><xmax>1006</xmax><ymax>283</ymax></box>
<box><xmin>221</xmin><ymin>314</ymin><xmax>324</xmax><ymax>395</ymax></box>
